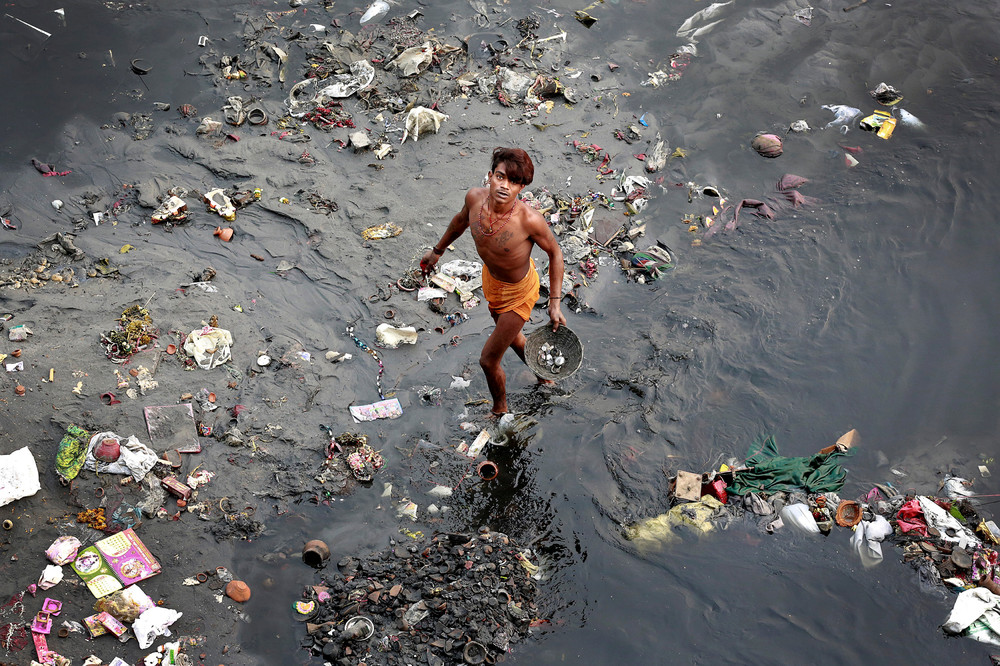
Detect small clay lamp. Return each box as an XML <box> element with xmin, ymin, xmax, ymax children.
<box><xmin>226</xmin><ymin>580</ymin><xmax>251</xmax><ymax>602</ymax></box>
<box><xmin>214</xmin><ymin>226</ymin><xmax>234</xmax><ymax>241</ymax></box>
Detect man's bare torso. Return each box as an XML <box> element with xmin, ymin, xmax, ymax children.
<box><xmin>466</xmin><ymin>186</ymin><xmax>537</xmax><ymax>283</ymax></box>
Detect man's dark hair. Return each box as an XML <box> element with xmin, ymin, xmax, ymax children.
<box><xmin>491</xmin><ymin>147</ymin><xmax>534</xmax><ymax>186</ymax></box>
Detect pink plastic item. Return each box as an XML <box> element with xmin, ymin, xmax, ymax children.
<box><xmin>31</xmin><ymin>611</ymin><xmax>52</xmax><ymax>634</ymax></box>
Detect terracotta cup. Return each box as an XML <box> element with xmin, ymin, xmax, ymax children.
<box><xmin>302</xmin><ymin>540</ymin><xmax>331</xmax><ymax>568</ymax></box>
<box><xmin>214</xmin><ymin>226</ymin><xmax>234</xmax><ymax>241</ymax></box>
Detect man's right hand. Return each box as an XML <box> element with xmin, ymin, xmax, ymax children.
<box><xmin>419</xmin><ymin>248</ymin><xmax>440</xmax><ymax>278</ymax></box>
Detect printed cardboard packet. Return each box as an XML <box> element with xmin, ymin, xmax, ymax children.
<box><xmin>82</xmin><ymin>614</ymin><xmax>108</xmax><ymax>638</ymax></box>
<box><xmin>71</xmin><ymin>528</ymin><xmax>161</xmax><ymax>597</ymax></box>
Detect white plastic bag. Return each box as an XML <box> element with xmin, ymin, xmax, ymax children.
<box><xmin>316</xmin><ymin>60</ymin><xmax>375</xmax><ymax>100</ymax></box>
<box><xmin>132</xmin><ymin>606</ymin><xmax>183</xmax><ymax>649</ymax></box>
<box><xmin>942</xmin><ymin>588</ymin><xmax>1000</xmax><ymax>646</ymax></box>
<box><xmin>919</xmin><ymin>495</ymin><xmax>980</xmax><ymax>547</ymax></box>
<box><xmin>183</xmin><ymin>326</ymin><xmax>233</xmax><ymax>369</ymax></box>
<box><xmin>0</xmin><ymin>447</ymin><xmax>41</xmax><ymax>507</ymax></box>
<box><xmin>450</xmin><ymin>376</ymin><xmax>471</xmax><ymax>389</ymax></box>
<box><xmin>360</xmin><ymin>0</ymin><xmax>389</xmax><ymax>24</ymax></box>
<box><xmin>850</xmin><ymin>516</ymin><xmax>891</xmax><ymax>568</ymax></box>
<box><xmin>779</xmin><ymin>503</ymin><xmax>820</xmax><ymax>533</ymax></box>
<box><xmin>38</xmin><ymin>564</ymin><xmax>64</xmax><ymax>590</ymax></box>
<box><xmin>388</xmin><ymin>42</ymin><xmax>434</xmax><ymax>77</ymax></box>
<box><xmin>822</xmin><ymin>104</ymin><xmax>862</xmax><ymax>129</ymax></box>
<box><xmin>401</xmin><ymin>106</ymin><xmax>449</xmax><ymax>143</ymax></box>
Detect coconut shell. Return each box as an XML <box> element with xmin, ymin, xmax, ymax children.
<box><xmin>751</xmin><ymin>133</ymin><xmax>783</xmax><ymax>158</ymax></box>
<box><xmin>226</xmin><ymin>580</ymin><xmax>251</xmax><ymax>602</ymax></box>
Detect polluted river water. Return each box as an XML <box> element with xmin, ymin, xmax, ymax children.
<box><xmin>1</xmin><ymin>0</ymin><xmax>1000</xmax><ymax>664</ymax></box>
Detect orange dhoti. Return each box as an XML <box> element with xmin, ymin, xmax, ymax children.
<box><xmin>481</xmin><ymin>259</ymin><xmax>540</xmax><ymax>322</ymax></box>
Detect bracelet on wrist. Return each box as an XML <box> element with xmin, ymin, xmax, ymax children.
<box><xmin>432</xmin><ymin>246</ymin><xmax>445</xmax><ymax>256</ymax></box>
<box><xmin>548</xmin><ymin>296</ymin><xmax>561</xmax><ymax>301</ymax></box>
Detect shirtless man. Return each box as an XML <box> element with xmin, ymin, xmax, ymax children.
<box><xmin>421</xmin><ymin>147</ymin><xmax>566</xmax><ymax>416</ymax></box>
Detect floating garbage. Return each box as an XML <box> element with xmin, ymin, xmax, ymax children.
<box><xmin>204</xmin><ymin>188</ymin><xmax>236</xmax><ymax>221</ymax></box>
<box><xmin>644</xmin><ymin>133</ymin><xmax>668</xmax><ymax>172</ymax></box>
<box><xmin>401</xmin><ymin>106</ymin><xmax>449</xmax><ymax>143</ymax></box>
<box><xmin>822</xmin><ymin>104</ymin><xmax>862</xmax><ymax>129</ymax></box>
<box><xmin>751</xmin><ymin>133</ymin><xmax>783</xmax><ymax>158</ymax></box>
<box><xmin>361</xmin><ymin>222</ymin><xmax>402</xmax><ymax>240</ymax></box>
<box><xmin>375</xmin><ymin>323</ymin><xmax>418</xmax><ymax>348</ymax></box>
<box><xmin>360</xmin><ymin>0</ymin><xmax>389</xmax><ymax>24</ymax></box>
<box><xmin>0</xmin><ymin>446</ymin><xmax>40</xmax><ymax>507</ymax></box>
<box><xmin>898</xmin><ymin>108</ymin><xmax>925</xmax><ymax>129</ymax></box>
<box><xmin>349</xmin><ymin>397</ymin><xmax>403</xmax><ymax>422</ymax></box>
<box><xmin>386</xmin><ymin>41</ymin><xmax>434</xmax><ymax>77</ymax></box>
<box><xmin>196</xmin><ymin>117</ymin><xmax>222</xmax><ymax>135</ymax></box>
<box><xmin>859</xmin><ymin>110</ymin><xmax>896</xmax><ymax>139</ymax></box>
<box><xmin>183</xmin><ymin>326</ymin><xmax>234</xmax><ymax>369</ymax></box>
<box><xmin>870</xmin><ymin>81</ymin><xmax>904</xmax><ymax>106</ymax></box>
<box><xmin>317</xmin><ymin>60</ymin><xmax>375</xmax><ymax>100</ymax></box>
<box><xmin>151</xmin><ymin>196</ymin><xmax>187</xmax><ymax>224</ymax></box>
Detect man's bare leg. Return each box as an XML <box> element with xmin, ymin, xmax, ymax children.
<box><xmin>481</xmin><ymin>311</ymin><xmax>529</xmax><ymax>415</ymax></box>
<box><xmin>490</xmin><ymin>313</ymin><xmax>554</xmax><ymax>385</ymax></box>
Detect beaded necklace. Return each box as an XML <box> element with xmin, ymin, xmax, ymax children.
<box><xmin>347</xmin><ymin>326</ymin><xmax>385</xmax><ymax>399</ymax></box>
<box><xmin>478</xmin><ymin>197</ymin><xmax>517</xmax><ymax>237</ymax></box>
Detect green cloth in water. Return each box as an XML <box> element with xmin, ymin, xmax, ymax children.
<box><xmin>727</xmin><ymin>435</ymin><xmax>851</xmax><ymax>496</ymax></box>
<box><xmin>55</xmin><ymin>424</ymin><xmax>90</xmax><ymax>482</ymax></box>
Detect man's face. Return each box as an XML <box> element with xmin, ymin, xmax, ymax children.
<box><xmin>487</xmin><ymin>163</ymin><xmax>524</xmax><ymax>206</ymax></box>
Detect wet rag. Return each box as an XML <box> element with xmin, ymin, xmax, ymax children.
<box><xmin>727</xmin><ymin>435</ymin><xmax>850</xmax><ymax>496</ymax></box>
<box><xmin>895</xmin><ymin>498</ymin><xmax>928</xmax><ymax>536</ymax></box>
<box><xmin>55</xmin><ymin>424</ymin><xmax>91</xmax><ymax>483</ymax></box>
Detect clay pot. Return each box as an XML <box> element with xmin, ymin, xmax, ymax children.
<box><xmin>225</xmin><ymin>580</ymin><xmax>251</xmax><ymax>602</ymax></box>
<box><xmin>477</xmin><ymin>461</ymin><xmax>499</xmax><ymax>481</ymax></box>
<box><xmin>979</xmin><ymin>574</ymin><xmax>1000</xmax><ymax>596</ymax></box>
<box><xmin>11</xmin><ymin>349</ymin><xmax>21</xmax><ymax>358</ymax></box>
<box><xmin>302</xmin><ymin>540</ymin><xmax>331</xmax><ymax>568</ymax></box>
<box><xmin>207</xmin><ymin>392</ymin><xmax>217</xmax><ymax>403</ymax></box>
<box><xmin>14</xmin><ymin>385</ymin><xmax>25</xmax><ymax>396</ymax></box>
<box><xmin>751</xmin><ymin>133</ymin><xmax>783</xmax><ymax>158</ymax></box>
<box><xmin>166</xmin><ymin>344</ymin><xmax>177</xmax><ymax>355</ymax></box>
<box><xmin>94</xmin><ymin>437</ymin><xmax>121</xmax><ymax>463</ymax></box>
<box><xmin>214</xmin><ymin>226</ymin><xmax>234</xmax><ymax>242</ymax></box>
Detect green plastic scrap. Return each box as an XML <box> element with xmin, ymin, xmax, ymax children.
<box><xmin>626</xmin><ymin>495</ymin><xmax>725</xmax><ymax>549</ymax></box>
<box><xmin>55</xmin><ymin>424</ymin><xmax>90</xmax><ymax>483</ymax></box>
<box><xmin>726</xmin><ymin>435</ymin><xmax>851</xmax><ymax>497</ymax></box>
